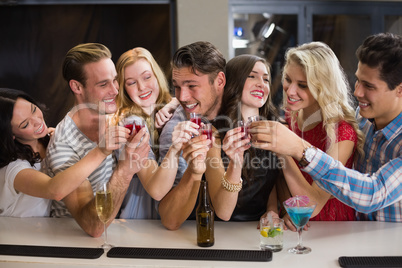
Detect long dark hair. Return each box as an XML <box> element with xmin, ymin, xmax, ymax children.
<box><xmin>214</xmin><ymin>55</ymin><xmax>279</xmax><ymax>183</ymax></box>
<box><xmin>0</xmin><ymin>88</ymin><xmax>49</xmax><ymax>168</ymax></box>
<box><xmin>215</xmin><ymin>54</ymin><xmax>278</xmax><ymax>137</ymax></box>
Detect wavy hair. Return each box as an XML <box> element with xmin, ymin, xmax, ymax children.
<box><xmin>282</xmin><ymin>41</ymin><xmax>364</xmax><ymax>156</ymax></box>
<box><xmin>0</xmin><ymin>88</ymin><xmax>49</xmax><ymax>168</ymax></box>
<box><xmin>114</xmin><ymin>47</ymin><xmax>172</xmax><ymax>148</ymax></box>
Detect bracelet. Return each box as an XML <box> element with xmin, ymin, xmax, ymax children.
<box><xmin>221</xmin><ymin>172</ymin><xmax>243</xmax><ymax>192</ymax></box>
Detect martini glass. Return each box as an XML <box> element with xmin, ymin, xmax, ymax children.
<box><xmin>283</xmin><ymin>196</ymin><xmax>316</xmax><ymax>254</ymax></box>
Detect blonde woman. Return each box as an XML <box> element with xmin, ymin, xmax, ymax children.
<box><xmin>113</xmin><ymin>48</ymin><xmax>184</xmax><ymax>219</ymax></box>
<box><xmin>115</xmin><ymin>47</ymin><xmax>179</xmax><ymax>153</ymax></box>
<box><xmin>279</xmin><ymin>42</ymin><xmax>365</xmax><ymax>224</ymax></box>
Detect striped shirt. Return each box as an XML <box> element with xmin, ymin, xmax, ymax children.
<box><xmin>305</xmin><ymin>110</ymin><xmax>402</xmax><ymax>222</ymax></box>
<box><xmin>44</xmin><ymin>113</ymin><xmax>116</xmax><ymax>217</ymax></box>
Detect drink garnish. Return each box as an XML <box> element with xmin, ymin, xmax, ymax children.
<box><xmin>284</xmin><ymin>195</ymin><xmax>310</xmax><ymax>207</ymax></box>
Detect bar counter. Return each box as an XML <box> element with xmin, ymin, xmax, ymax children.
<box><xmin>0</xmin><ymin>217</ymin><xmax>400</xmax><ymax>267</ymax></box>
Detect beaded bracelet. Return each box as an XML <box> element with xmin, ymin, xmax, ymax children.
<box><xmin>221</xmin><ymin>172</ymin><xmax>243</xmax><ymax>192</ymax></box>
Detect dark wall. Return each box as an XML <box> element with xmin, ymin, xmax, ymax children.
<box><xmin>0</xmin><ymin>4</ymin><xmax>172</xmax><ymax>126</ymax></box>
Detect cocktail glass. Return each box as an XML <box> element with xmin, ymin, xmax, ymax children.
<box><xmin>283</xmin><ymin>196</ymin><xmax>316</xmax><ymax>254</ymax></box>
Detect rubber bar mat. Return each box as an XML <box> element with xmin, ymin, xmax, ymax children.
<box><xmin>107</xmin><ymin>247</ymin><xmax>272</xmax><ymax>262</ymax></box>
<box><xmin>0</xmin><ymin>244</ymin><xmax>104</xmax><ymax>259</ymax></box>
<box><xmin>339</xmin><ymin>256</ymin><xmax>402</xmax><ymax>267</ymax></box>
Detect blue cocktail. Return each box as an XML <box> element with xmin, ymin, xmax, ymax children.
<box><xmin>283</xmin><ymin>196</ymin><xmax>316</xmax><ymax>254</ymax></box>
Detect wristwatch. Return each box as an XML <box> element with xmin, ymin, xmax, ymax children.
<box><xmin>298</xmin><ymin>145</ymin><xmax>316</xmax><ymax>168</ymax></box>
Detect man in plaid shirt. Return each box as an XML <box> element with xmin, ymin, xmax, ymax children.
<box><xmin>251</xmin><ymin>32</ymin><xmax>402</xmax><ymax>222</ymax></box>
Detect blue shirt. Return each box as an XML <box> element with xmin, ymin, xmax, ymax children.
<box><xmin>305</xmin><ymin>110</ymin><xmax>402</xmax><ymax>222</ymax></box>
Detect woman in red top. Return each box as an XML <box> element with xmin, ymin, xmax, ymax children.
<box><xmin>280</xmin><ymin>42</ymin><xmax>365</xmax><ymax>224</ymax></box>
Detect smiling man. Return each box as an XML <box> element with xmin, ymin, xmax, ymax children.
<box><xmin>251</xmin><ymin>33</ymin><xmax>402</xmax><ymax>222</ymax></box>
<box><xmin>158</xmin><ymin>41</ymin><xmax>226</xmax><ymax>230</ymax></box>
<box><xmin>44</xmin><ymin>43</ymin><xmax>150</xmax><ymax>237</ymax></box>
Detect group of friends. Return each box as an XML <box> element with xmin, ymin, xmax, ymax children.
<box><xmin>0</xmin><ymin>32</ymin><xmax>400</xmax><ymax>238</ymax></box>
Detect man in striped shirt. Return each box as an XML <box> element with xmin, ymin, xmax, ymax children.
<box><xmin>251</xmin><ymin>33</ymin><xmax>402</xmax><ymax>222</ymax></box>
<box><xmin>45</xmin><ymin>43</ymin><xmax>150</xmax><ymax>237</ymax></box>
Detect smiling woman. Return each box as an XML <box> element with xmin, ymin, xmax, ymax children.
<box><xmin>0</xmin><ymin>88</ymin><xmax>117</xmax><ymax>217</ymax></box>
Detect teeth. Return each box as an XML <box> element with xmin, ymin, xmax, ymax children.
<box><xmin>103</xmin><ymin>99</ymin><xmax>114</xmax><ymax>103</ymax></box>
<box><xmin>35</xmin><ymin>123</ymin><xmax>43</xmax><ymax>134</ymax></box>
<box><xmin>251</xmin><ymin>91</ymin><xmax>263</xmax><ymax>97</ymax></box>
<box><xmin>186</xmin><ymin>103</ymin><xmax>197</xmax><ymax>109</ymax></box>
<box><xmin>359</xmin><ymin>102</ymin><xmax>369</xmax><ymax>107</ymax></box>
<box><xmin>140</xmin><ymin>92</ymin><xmax>151</xmax><ymax>99</ymax></box>
<box><xmin>289</xmin><ymin>97</ymin><xmax>299</xmax><ymax>102</ymax></box>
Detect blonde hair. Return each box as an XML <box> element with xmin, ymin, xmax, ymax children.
<box><xmin>114</xmin><ymin>47</ymin><xmax>172</xmax><ymax>148</ymax></box>
<box><xmin>282</xmin><ymin>42</ymin><xmax>364</xmax><ymax>156</ymax></box>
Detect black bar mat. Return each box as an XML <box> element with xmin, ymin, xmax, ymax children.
<box><xmin>339</xmin><ymin>256</ymin><xmax>402</xmax><ymax>267</ymax></box>
<box><xmin>0</xmin><ymin>244</ymin><xmax>104</xmax><ymax>259</ymax></box>
<box><xmin>107</xmin><ymin>247</ymin><xmax>272</xmax><ymax>262</ymax></box>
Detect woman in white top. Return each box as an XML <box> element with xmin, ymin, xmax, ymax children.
<box><xmin>0</xmin><ymin>88</ymin><xmax>127</xmax><ymax>217</ymax></box>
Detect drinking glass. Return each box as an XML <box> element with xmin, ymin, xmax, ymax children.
<box><xmin>122</xmin><ymin>117</ymin><xmax>135</xmax><ymax>135</ymax></box>
<box><xmin>134</xmin><ymin>118</ymin><xmax>146</xmax><ymax>133</ymax></box>
<box><xmin>200</xmin><ymin>123</ymin><xmax>213</xmax><ymax>148</ymax></box>
<box><xmin>283</xmin><ymin>196</ymin><xmax>316</xmax><ymax>254</ymax></box>
<box><xmin>190</xmin><ymin>113</ymin><xmax>202</xmax><ymax>137</ymax></box>
<box><xmin>237</xmin><ymin>120</ymin><xmax>248</xmax><ymax>140</ymax></box>
<box><xmin>95</xmin><ymin>181</ymin><xmax>114</xmax><ymax>250</ymax></box>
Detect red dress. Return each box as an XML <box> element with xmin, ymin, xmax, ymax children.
<box><xmin>286</xmin><ymin>114</ymin><xmax>357</xmax><ymax>221</ymax></box>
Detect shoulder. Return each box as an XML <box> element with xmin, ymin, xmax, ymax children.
<box><xmin>336</xmin><ymin>120</ymin><xmax>357</xmax><ymax>143</ymax></box>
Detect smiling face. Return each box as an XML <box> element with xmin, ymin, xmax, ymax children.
<box><xmin>79</xmin><ymin>58</ymin><xmax>119</xmax><ymax>114</ymax></box>
<box><xmin>241</xmin><ymin>61</ymin><xmax>270</xmax><ymax>109</ymax></box>
<box><xmin>173</xmin><ymin>67</ymin><xmax>224</xmax><ymax>120</ymax></box>
<box><xmin>123</xmin><ymin>59</ymin><xmax>160</xmax><ymax>115</ymax></box>
<box><xmin>11</xmin><ymin>98</ymin><xmax>48</xmax><ymax>145</ymax></box>
<box><xmin>282</xmin><ymin>61</ymin><xmax>319</xmax><ymax>115</ymax></box>
<box><xmin>354</xmin><ymin>62</ymin><xmax>402</xmax><ymax>129</ymax></box>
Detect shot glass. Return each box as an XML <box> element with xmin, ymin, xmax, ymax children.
<box><xmin>259</xmin><ymin>217</ymin><xmax>284</xmax><ymax>252</ymax></box>
<box><xmin>247</xmin><ymin>115</ymin><xmax>261</xmax><ymax>142</ymax></box>
<box><xmin>134</xmin><ymin>118</ymin><xmax>146</xmax><ymax>133</ymax></box>
<box><xmin>237</xmin><ymin>120</ymin><xmax>248</xmax><ymax>140</ymax></box>
<box><xmin>200</xmin><ymin>123</ymin><xmax>213</xmax><ymax>148</ymax></box>
<box><xmin>190</xmin><ymin>113</ymin><xmax>202</xmax><ymax>138</ymax></box>
<box><xmin>122</xmin><ymin>117</ymin><xmax>135</xmax><ymax>135</ymax></box>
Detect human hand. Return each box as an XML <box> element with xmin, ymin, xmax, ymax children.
<box><xmin>248</xmin><ymin>120</ymin><xmax>308</xmax><ymax>160</ymax></box>
<box><xmin>182</xmin><ymin>135</ymin><xmax>210</xmax><ymax>175</ymax></box>
<box><xmin>257</xmin><ymin>211</ymin><xmax>280</xmax><ymax>229</ymax></box>
<box><xmin>120</xmin><ymin>128</ymin><xmax>150</xmax><ymax>175</ymax></box>
<box><xmin>155</xmin><ymin>106</ymin><xmax>173</xmax><ymax>129</ymax></box>
<box><xmin>222</xmin><ymin>127</ymin><xmax>250</xmax><ymax>166</ymax></box>
<box><xmin>98</xmin><ymin>125</ymin><xmax>129</xmax><ymax>156</ymax></box>
<box><xmin>282</xmin><ymin>213</ymin><xmax>310</xmax><ymax>232</ymax></box>
<box><xmin>47</xmin><ymin>127</ymin><xmax>56</xmax><ymax>137</ymax></box>
<box><xmin>171</xmin><ymin>121</ymin><xmax>200</xmax><ymax>154</ymax></box>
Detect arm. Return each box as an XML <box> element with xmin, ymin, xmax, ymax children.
<box><xmin>280</xmin><ymin>140</ymin><xmax>355</xmax><ymax>218</ymax></box>
<box><xmin>251</xmin><ymin>120</ymin><xmax>402</xmax><ymax>213</ymax></box>
<box><xmin>14</xmin><ymin>125</ymin><xmax>126</xmax><ymax>201</ymax></box>
<box><xmin>136</xmin><ymin>144</ymin><xmax>182</xmax><ymax>201</ymax></box>
<box><xmin>62</xmin><ymin>129</ymin><xmax>150</xmax><ymax>237</ymax></box>
<box><xmin>205</xmin><ymin>126</ymin><xmax>250</xmax><ymax>221</ymax></box>
<box><xmin>305</xmin><ymin>150</ymin><xmax>402</xmax><ymax>213</ymax></box>
<box><xmin>158</xmin><ymin>133</ymin><xmax>210</xmax><ymax>230</ymax></box>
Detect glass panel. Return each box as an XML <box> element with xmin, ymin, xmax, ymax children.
<box><xmin>385</xmin><ymin>15</ymin><xmax>402</xmax><ymax>35</ymax></box>
<box><xmin>313</xmin><ymin>15</ymin><xmax>371</xmax><ymax>96</ymax></box>
<box><xmin>233</xmin><ymin>13</ymin><xmax>298</xmax><ymax>110</ymax></box>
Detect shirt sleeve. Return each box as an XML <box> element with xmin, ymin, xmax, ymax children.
<box><xmin>303</xmin><ymin>148</ymin><xmax>402</xmax><ymax>213</ymax></box>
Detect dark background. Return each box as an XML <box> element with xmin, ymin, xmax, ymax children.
<box><xmin>0</xmin><ymin>4</ymin><xmax>173</xmax><ymax>126</ymax></box>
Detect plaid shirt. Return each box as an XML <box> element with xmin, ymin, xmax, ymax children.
<box><xmin>304</xmin><ymin>110</ymin><xmax>402</xmax><ymax>222</ymax></box>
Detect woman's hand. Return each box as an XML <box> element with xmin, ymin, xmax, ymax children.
<box><xmin>222</xmin><ymin>127</ymin><xmax>251</xmax><ymax>166</ymax></box>
<box><xmin>98</xmin><ymin>125</ymin><xmax>130</xmax><ymax>156</ymax></box>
